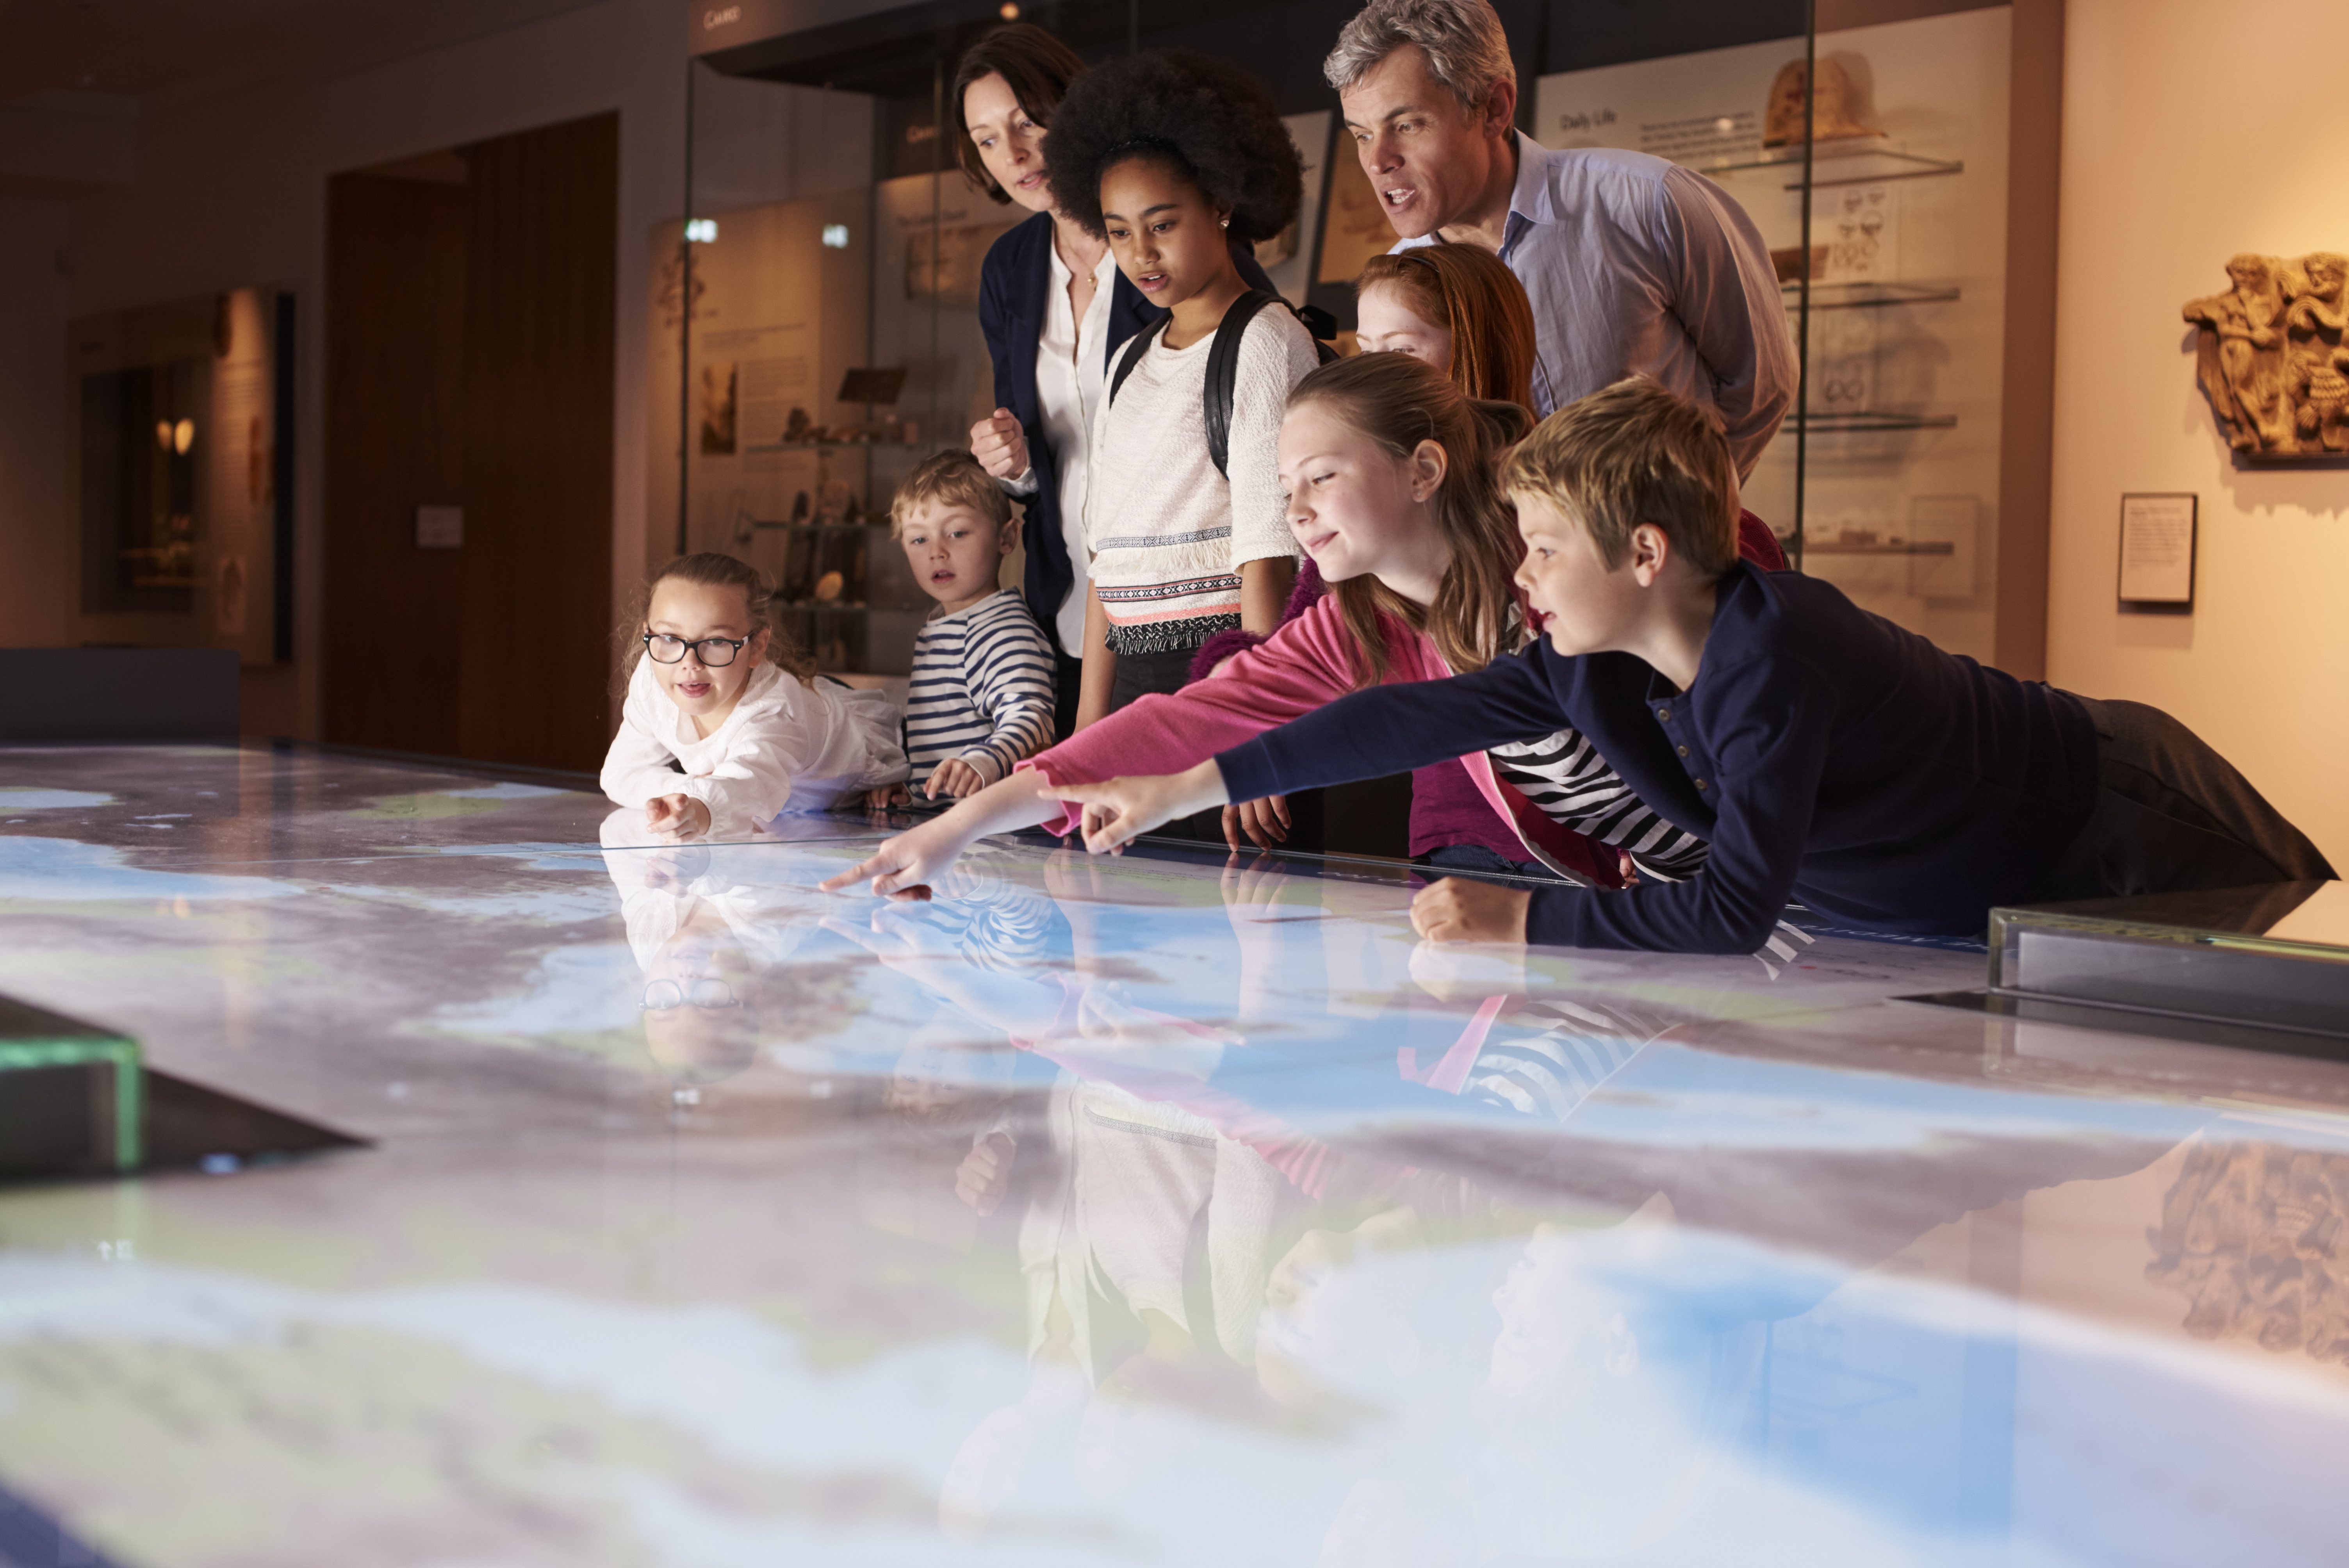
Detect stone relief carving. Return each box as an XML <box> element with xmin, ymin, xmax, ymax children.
<box><xmin>2184</xmin><ymin>251</ymin><xmax>2349</xmax><ymax>456</ymax></box>
<box><xmin>2147</xmin><ymin>1142</ymin><xmax>2349</xmax><ymax>1365</ymax></box>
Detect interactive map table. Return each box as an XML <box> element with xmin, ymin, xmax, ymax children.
<box><xmin>2</xmin><ymin>743</ymin><xmax>2345</xmax><ymax>1567</ymax></box>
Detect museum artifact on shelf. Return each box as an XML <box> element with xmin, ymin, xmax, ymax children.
<box><xmin>2184</xmin><ymin>251</ymin><xmax>2349</xmax><ymax>457</ymax></box>
<box><xmin>1762</xmin><ymin>57</ymin><xmax>1882</xmax><ymax>148</ymax></box>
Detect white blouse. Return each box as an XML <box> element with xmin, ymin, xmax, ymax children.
<box><xmin>1008</xmin><ymin>241</ymin><xmax>1119</xmax><ymax>652</ymax></box>
<box><xmin>600</xmin><ymin>658</ymin><xmax>905</xmax><ymax>833</ymax></box>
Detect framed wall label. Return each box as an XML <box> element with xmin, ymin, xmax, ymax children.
<box><xmin>2118</xmin><ymin>493</ymin><xmax>2196</xmax><ymax>608</ymax></box>
<box><xmin>415</xmin><ymin>505</ymin><xmax>463</xmax><ymax>550</ymax></box>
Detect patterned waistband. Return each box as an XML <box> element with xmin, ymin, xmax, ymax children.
<box><xmin>1103</xmin><ymin>613</ymin><xmax>1239</xmax><ymax>658</ymax></box>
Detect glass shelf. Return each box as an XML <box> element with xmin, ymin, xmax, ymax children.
<box><xmin>1784</xmin><ymin>281</ymin><xmax>1964</xmax><ymax>311</ymax></box>
<box><xmin>1791</xmin><ymin>150</ymin><xmax>1962</xmax><ymax>189</ymax></box>
<box><xmin>1789</xmin><ymin>412</ymin><xmax>1960</xmax><ymax>433</ymax></box>
<box><xmin>1704</xmin><ymin>141</ymin><xmax>1964</xmax><ymax>189</ymax></box>
<box><xmin>1803</xmin><ymin>540</ymin><xmax>1957</xmax><ymax>556</ymax></box>
<box><xmin>738</xmin><ymin>440</ymin><xmax>934</xmax><ymax>455</ymax></box>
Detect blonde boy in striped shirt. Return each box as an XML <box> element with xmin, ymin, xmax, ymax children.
<box><xmin>870</xmin><ymin>451</ymin><xmax>1058</xmax><ymax>807</ymax></box>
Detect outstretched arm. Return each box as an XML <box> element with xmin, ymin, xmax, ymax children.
<box><xmin>817</xmin><ymin>770</ymin><xmax>1062</xmax><ymax>898</ymax></box>
<box><xmin>1214</xmin><ymin>645</ymin><xmax>1570</xmax><ymax>803</ymax></box>
<box><xmin>1054</xmin><ymin>650</ymin><xmax>1568</xmax><ymax>856</ymax></box>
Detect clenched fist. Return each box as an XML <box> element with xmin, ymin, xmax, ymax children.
<box><xmin>969</xmin><ymin>408</ymin><xmax>1029</xmax><ymax>481</ymax></box>
<box><xmin>1409</xmin><ymin>876</ymin><xmax>1531</xmax><ymax>944</ymax></box>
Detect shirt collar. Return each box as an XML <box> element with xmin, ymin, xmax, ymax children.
<box><xmin>1505</xmin><ymin>130</ymin><xmax>1556</xmax><ymax>226</ymax></box>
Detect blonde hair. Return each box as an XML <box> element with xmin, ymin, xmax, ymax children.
<box><xmin>1356</xmin><ymin>243</ymin><xmax>1536</xmax><ymax>411</ymax></box>
<box><xmin>1501</xmin><ymin>376</ymin><xmax>1739</xmax><ymax>578</ymax></box>
<box><xmin>1286</xmin><ymin>352</ymin><xmax>1531</xmax><ymax>685</ymax></box>
<box><xmin>890</xmin><ymin>449</ymin><xmax>1014</xmax><ymax>541</ymax></box>
<box><xmin>613</xmin><ymin>552</ymin><xmax>814</xmax><ymax>700</ymax></box>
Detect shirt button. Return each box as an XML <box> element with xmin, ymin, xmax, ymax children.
<box><xmin>1676</xmin><ymin>745</ymin><xmax>1689</xmax><ymax>757</ymax></box>
<box><xmin>1694</xmin><ymin>779</ymin><xmax>1709</xmax><ymax>791</ymax></box>
<box><xmin>1655</xmin><ymin>707</ymin><xmax>1671</xmax><ymax>722</ymax></box>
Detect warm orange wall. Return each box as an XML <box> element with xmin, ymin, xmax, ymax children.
<box><xmin>2048</xmin><ymin>0</ymin><xmax>2349</xmax><ymax>868</ymax></box>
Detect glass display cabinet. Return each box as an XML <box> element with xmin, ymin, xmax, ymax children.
<box><xmin>664</xmin><ymin>0</ymin><xmax>2022</xmax><ymax>678</ymax></box>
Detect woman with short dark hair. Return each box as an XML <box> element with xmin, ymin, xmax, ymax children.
<box><xmin>954</xmin><ymin>25</ymin><xmax>1274</xmax><ymax>738</ymax></box>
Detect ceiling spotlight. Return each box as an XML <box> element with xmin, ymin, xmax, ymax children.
<box><xmin>999</xmin><ymin>2</ymin><xmax>1019</xmax><ymax>18</ymax></box>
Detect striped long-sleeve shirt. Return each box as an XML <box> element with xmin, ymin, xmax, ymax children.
<box><xmin>905</xmin><ymin>591</ymin><xmax>1057</xmax><ymax>788</ymax></box>
<box><xmin>1488</xmin><ymin>728</ymin><xmax>1711</xmax><ymax>883</ymax></box>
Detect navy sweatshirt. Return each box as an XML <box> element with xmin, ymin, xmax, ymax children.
<box><xmin>1215</xmin><ymin>563</ymin><xmax>2102</xmax><ymax>952</ymax></box>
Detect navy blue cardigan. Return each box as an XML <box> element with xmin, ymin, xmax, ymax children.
<box><xmin>977</xmin><ymin>211</ymin><xmax>1278</xmax><ymax>656</ymax></box>
<box><xmin>1217</xmin><ymin>563</ymin><xmax>2103</xmax><ymax>951</ymax></box>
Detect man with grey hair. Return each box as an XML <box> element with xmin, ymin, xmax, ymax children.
<box><xmin>1329</xmin><ymin>0</ymin><xmax>1794</xmax><ymax>478</ymax></box>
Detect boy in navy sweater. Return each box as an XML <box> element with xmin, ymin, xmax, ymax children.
<box><xmin>1053</xmin><ymin>378</ymin><xmax>2331</xmax><ymax>952</ymax></box>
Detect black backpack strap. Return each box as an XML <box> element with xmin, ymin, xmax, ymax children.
<box><xmin>1107</xmin><ymin>317</ymin><xmax>1169</xmax><ymax>408</ymax></box>
<box><xmin>1204</xmin><ymin>290</ymin><xmax>1285</xmax><ymax>478</ymax></box>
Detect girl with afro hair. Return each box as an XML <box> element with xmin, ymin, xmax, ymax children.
<box><xmin>1041</xmin><ymin>49</ymin><xmax>1320</xmax><ymax>738</ymax></box>
<box><xmin>956</xmin><ymin>25</ymin><xmax>1280</xmax><ymax>739</ymax></box>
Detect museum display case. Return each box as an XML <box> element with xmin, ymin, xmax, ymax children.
<box><xmin>1531</xmin><ymin>6</ymin><xmax>2017</xmax><ymax>663</ymax></box>
<box><xmin>68</xmin><ymin>287</ymin><xmax>294</xmax><ymax>665</ymax></box>
<box><xmin>662</xmin><ymin>1</ymin><xmax>2021</xmax><ymax>676</ymax></box>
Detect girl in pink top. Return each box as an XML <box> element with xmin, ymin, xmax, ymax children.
<box><xmin>825</xmin><ymin>352</ymin><xmax>1645</xmax><ymax>900</ymax></box>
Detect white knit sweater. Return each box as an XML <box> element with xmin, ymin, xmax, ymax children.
<box><xmin>1083</xmin><ymin>305</ymin><xmax>1318</xmax><ymax>656</ymax></box>
<box><xmin>600</xmin><ymin>659</ymin><xmax>907</xmax><ymax>832</ymax></box>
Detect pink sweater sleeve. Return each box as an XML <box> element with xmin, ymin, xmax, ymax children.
<box><xmin>1017</xmin><ymin>597</ymin><xmax>1433</xmax><ymax>834</ymax></box>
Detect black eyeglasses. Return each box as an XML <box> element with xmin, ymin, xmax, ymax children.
<box><xmin>642</xmin><ymin>978</ymin><xmax>739</xmax><ymax>1012</ymax></box>
<box><xmin>643</xmin><ymin>633</ymin><xmax>749</xmax><ymax>667</ymax></box>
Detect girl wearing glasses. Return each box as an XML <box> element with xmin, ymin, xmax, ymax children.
<box><xmin>601</xmin><ymin>552</ymin><xmax>907</xmax><ymax>840</ymax></box>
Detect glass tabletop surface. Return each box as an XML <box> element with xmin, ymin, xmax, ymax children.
<box><xmin>3</xmin><ymin>743</ymin><xmax>2347</xmax><ymax>1567</ymax></box>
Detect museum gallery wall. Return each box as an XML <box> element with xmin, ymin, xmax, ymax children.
<box><xmin>2046</xmin><ymin>0</ymin><xmax>2349</xmax><ymax>870</ymax></box>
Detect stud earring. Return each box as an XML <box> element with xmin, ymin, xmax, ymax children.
<box><xmin>1219</xmin><ymin>216</ymin><xmax>1230</xmax><ymax>228</ymax></box>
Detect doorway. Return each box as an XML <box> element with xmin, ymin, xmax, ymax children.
<box><xmin>324</xmin><ymin>112</ymin><xmax>617</xmax><ymax>772</ymax></box>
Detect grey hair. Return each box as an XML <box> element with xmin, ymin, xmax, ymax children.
<box><xmin>1323</xmin><ymin>0</ymin><xmax>1516</xmax><ymax>111</ymax></box>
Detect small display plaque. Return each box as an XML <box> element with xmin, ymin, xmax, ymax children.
<box><xmin>415</xmin><ymin>505</ymin><xmax>463</xmax><ymax>550</ymax></box>
<box><xmin>2118</xmin><ymin>493</ymin><xmax>2196</xmax><ymax>608</ymax></box>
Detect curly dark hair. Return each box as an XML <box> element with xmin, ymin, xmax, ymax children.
<box><xmin>1039</xmin><ymin>48</ymin><xmax>1301</xmax><ymax>245</ymax></box>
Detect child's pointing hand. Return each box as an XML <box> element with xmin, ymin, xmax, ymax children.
<box><xmin>818</xmin><ymin>817</ymin><xmax>969</xmax><ymax>900</ymax></box>
<box><xmin>1052</xmin><ymin>761</ymin><xmax>1230</xmax><ymax>855</ymax></box>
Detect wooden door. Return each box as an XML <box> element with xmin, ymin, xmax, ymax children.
<box><xmin>323</xmin><ymin>112</ymin><xmax>616</xmax><ymax>772</ymax></box>
<box><xmin>322</xmin><ymin>171</ymin><xmax>467</xmax><ymax>756</ymax></box>
<box><xmin>457</xmin><ymin>112</ymin><xmax>618</xmax><ymax>772</ymax></box>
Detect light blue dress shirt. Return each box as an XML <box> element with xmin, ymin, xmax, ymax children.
<box><xmin>1398</xmin><ymin>132</ymin><xmax>1797</xmax><ymax>479</ymax></box>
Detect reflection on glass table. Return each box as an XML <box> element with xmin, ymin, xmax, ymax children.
<box><xmin>5</xmin><ymin>743</ymin><xmax>2349</xmax><ymax>1566</ymax></box>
